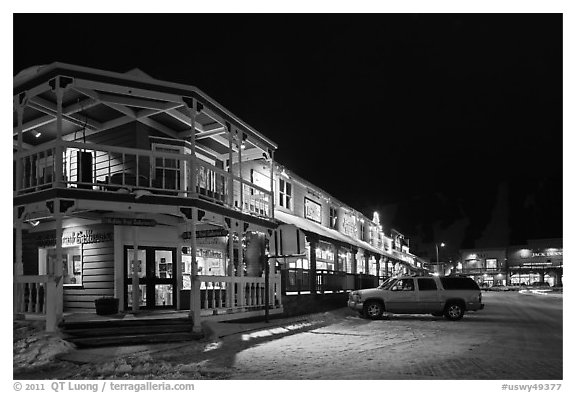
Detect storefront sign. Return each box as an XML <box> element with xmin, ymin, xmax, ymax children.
<box><xmin>339</xmin><ymin>209</ymin><xmax>357</xmax><ymax>237</ymax></box>
<box><xmin>37</xmin><ymin>228</ymin><xmax>113</xmax><ymax>248</ymax></box>
<box><xmin>182</xmin><ymin>228</ymin><xmax>229</xmax><ymax>239</ymax></box>
<box><xmin>304</xmin><ymin>197</ymin><xmax>322</xmax><ymax>223</ymax></box>
<box><xmin>102</xmin><ymin>217</ymin><xmax>157</xmax><ymax>226</ymax></box>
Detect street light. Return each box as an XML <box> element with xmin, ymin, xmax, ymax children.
<box><xmin>435</xmin><ymin>242</ymin><xmax>446</xmax><ymax>264</ymax></box>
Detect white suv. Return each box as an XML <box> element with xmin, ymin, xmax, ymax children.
<box><xmin>348</xmin><ymin>275</ymin><xmax>485</xmax><ymax>320</ymax></box>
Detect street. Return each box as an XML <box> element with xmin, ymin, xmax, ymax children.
<box><xmin>13</xmin><ymin>291</ymin><xmax>563</xmax><ymax>380</ymax></box>
<box><xmin>224</xmin><ymin>291</ymin><xmax>562</xmax><ymax>379</ymax></box>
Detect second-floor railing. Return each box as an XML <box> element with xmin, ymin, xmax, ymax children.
<box><xmin>14</xmin><ymin>141</ymin><xmax>273</xmax><ymax>219</ymax></box>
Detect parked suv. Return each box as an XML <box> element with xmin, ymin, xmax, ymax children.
<box><xmin>348</xmin><ymin>275</ymin><xmax>484</xmax><ymax>321</ymax></box>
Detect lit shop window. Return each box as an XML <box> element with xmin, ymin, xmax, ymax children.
<box><xmin>279</xmin><ymin>179</ymin><xmax>292</xmax><ymax>209</ymax></box>
<box><xmin>181</xmin><ymin>248</ymin><xmax>225</xmax><ymax>290</ymax></box>
<box><xmin>41</xmin><ymin>247</ymin><xmax>82</xmax><ymax>286</ymax></box>
<box><xmin>486</xmin><ymin>259</ymin><xmax>498</xmax><ymax>269</ymax></box>
<box><xmin>315</xmin><ymin>242</ymin><xmax>335</xmax><ymax>271</ymax></box>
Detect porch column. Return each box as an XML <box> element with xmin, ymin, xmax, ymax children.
<box><xmin>238</xmin><ymin>130</ymin><xmax>244</xmax><ymax>211</ymax></box>
<box><xmin>14</xmin><ymin>211</ymin><xmax>23</xmax><ymax>314</ymax></box>
<box><xmin>227</xmin><ymin>124</ymin><xmax>234</xmax><ymax>208</ymax></box>
<box><xmin>15</xmin><ymin>101</ymin><xmax>24</xmax><ymax>193</ymax></box>
<box><xmin>365</xmin><ymin>252</ymin><xmax>370</xmax><ymax>274</ymax></box>
<box><xmin>309</xmin><ymin>235</ymin><xmax>317</xmax><ymax>295</ymax></box>
<box><xmin>351</xmin><ymin>247</ymin><xmax>357</xmax><ymax>274</ymax></box>
<box><xmin>131</xmin><ymin>225</ymin><xmax>140</xmax><ymax>312</ymax></box>
<box><xmin>375</xmin><ymin>255</ymin><xmax>381</xmax><ymax>277</ymax></box>
<box><xmin>269</xmin><ymin>151</ymin><xmax>275</xmax><ymax>219</ymax></box>
<box><xmin>185</xmin><ymin>97</ymin><xmax>197</xmax><ymax>197</ymax></box>
<box><xmin>52</xmin><ymin>199</ymin><xmax>64</xmax><ymax>324</ymax></box>
<box><xmin>385</xmin><ymin>257</ymin><xmax>389</xmax><ymax>276</ymax></box>
<box><xmin>54</xmin><ymin>78</ymin><xmax>64</xmax><ymax>187</ymax></box>
<box><xmin>227</xmin><ymin>222</ymin><xmax>235</xmax><ymax>308</ymax></box>
<box><xmin>188</xmin><ymin>207</ymin><xmax>201</xmax><ymax>332</ymax></box>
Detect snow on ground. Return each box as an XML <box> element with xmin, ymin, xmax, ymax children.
<box><xmin>13</xmin><ymin>320</ymin><xmax>75</xmax><ymax>372</ymax></box>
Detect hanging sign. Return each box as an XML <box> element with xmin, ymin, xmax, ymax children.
<box><xmin>182</xmin><ymin>228</ymin><xmax>229</xmax><ymax>239</ymax></box>
<box><xmin>102</xmin><ymin>217</ymin><xmax>157</xmax><ymax>226</ymax></box>
<box><xmin>304</xmin><ymin>197</ymin><xmax>322</xmax><ymax>223</ymax></box>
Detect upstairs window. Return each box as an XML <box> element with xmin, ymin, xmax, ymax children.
<box><xmin>360</xmin><ymin>221</ymin><xmax>365</xmax><ymax>241</ymax></box>
<box><xmin>329</xmin><ymin>207</ymin><xmax>338</xmax><ymax>229</ymax></box>
<box><xmin>486</xmin><ymin>258</ymin><xmax>498</xmax><ymax>269</ymax></box>
<box><xmin>279</xmin><ymin>179</ymin><xmax>292</xmax><ymax>209</ymax></box>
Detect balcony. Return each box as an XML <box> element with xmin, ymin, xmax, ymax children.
<box><xmin>14</xmin><ymin>140</ymin><xmax>273</xmax><ymax>219</ymax></box>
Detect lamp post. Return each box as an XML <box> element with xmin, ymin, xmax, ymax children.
<box><xmin>435</xmin><ymin>242</ymin><xmax>446</xmax><ymax>264</ymax></box>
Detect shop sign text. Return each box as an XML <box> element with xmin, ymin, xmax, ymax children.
<box><xmin>37</xmin><ymin>229</ymin><xmax>113</xmax><ymax>248</ymax></box>
<box><xmin>304</xmin><ymin>197</ymin><xmax>322</xmax><ymax>223</ymax></box>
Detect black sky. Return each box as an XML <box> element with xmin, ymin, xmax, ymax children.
<box><xmin>13</xmin><ymin>14</ymin><xmax>563</xmax><ymax>260</ymax></box>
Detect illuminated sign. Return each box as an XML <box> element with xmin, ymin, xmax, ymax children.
<box><xmin>340</xmin><ymin>209</ymin><xmax>357</xmax><ymax>237</ymax></box>
<box><xmin>102</xmin><ymin>217</ymin><xmax>157</xmax><ymax>226</ymax></box>
<box><xmin>304</xmin><ymin>197</ymin><xmax>322</xmax><ymax>223</ymax></box>
<box><xmin>36</xmin><ymin>226</ymin><xmax>113</xmax><ymax>248</ymax></box>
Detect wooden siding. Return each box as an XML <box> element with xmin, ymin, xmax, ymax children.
<box><xmin>64</xmin><ymin>240</ymin><xmax>115</xmax><ymax>311</ymax></box>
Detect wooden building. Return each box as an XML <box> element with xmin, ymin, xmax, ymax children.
<box><xmin>13</xmin><ymin>63</ymin><xmax>282</xmax><ymax>331</ymax></box>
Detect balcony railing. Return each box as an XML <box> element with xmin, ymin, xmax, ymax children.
<box><xmin>14</xmin><ymin>141</ymin><xmax>273</xmax><ymax>219</ymax></box>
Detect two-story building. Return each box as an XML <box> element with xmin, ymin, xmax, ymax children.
<box><xmin>13</xmin><ymin>63</ymin><xmax>428</xmax><ymax>331</ymax></box>
<box><xmin>237</xmin><ymin>159</ymin><xmax>425</xmax><ymax>302</ymax></box>
<box><xmin>13</xmin><ymin>63</ymin><xmax>283</xmax><ymax>331</ymax></box>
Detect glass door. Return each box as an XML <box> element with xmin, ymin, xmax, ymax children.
<box><xmin>124</xmin><ymin>247</ymin><xmax>177</xmax><ymax>309</ymax></box>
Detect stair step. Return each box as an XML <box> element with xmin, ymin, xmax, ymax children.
<box><xmin>68</xmin><ymin>332</ymin><xmax>204</xmax><ymax>348</ymax></box>
<box><xmin>63</xmin><ymin>324</ymin><xmax>194</xmax><ymax>338</ymax></box>
<box><xmin>62</xmin><ymin>317</ymin><xmax>191</xmax><ymax>330</ymax></box>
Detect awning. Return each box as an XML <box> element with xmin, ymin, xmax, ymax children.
<box><xmin>275</xmin><ymin>210</ymin><xmax>392</xmax><ymax>258</ymax></box>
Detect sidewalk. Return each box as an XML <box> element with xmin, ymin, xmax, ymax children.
<box><xmin>57</xmin><ymin>308</ymin><xmax>345</xmax><ymax>365</ymax></box>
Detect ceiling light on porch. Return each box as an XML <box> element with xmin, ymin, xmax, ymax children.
<box><xmin>32</xmin><ymin>130</ymin><xmax>42</xmax><ymax>138</ymax></box>
<box><xmin>29</xmin><ymin>220</ymin><xmax>40</xmax><ymax>227</ymax></box>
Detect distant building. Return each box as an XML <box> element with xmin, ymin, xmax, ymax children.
<box><xmin>459</xmin><ymin>239</ymin><xmax>563</xmax><ymax>287</ymax></box>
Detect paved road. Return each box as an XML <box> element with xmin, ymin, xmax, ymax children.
<box><xmin>227</xmin><ymin>292</ymin><xmax>562</xmax><ymax>379</ymax></box>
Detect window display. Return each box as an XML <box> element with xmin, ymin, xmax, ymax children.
<box><xmin>182</xmin><ymin>247</ymin><xmax>225</xmax><ymax>290</ymax></box>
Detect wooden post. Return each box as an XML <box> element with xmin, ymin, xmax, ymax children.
<box><xmin>54</xmin><ymin>78</ymin><xmax>64</xmax><ymax>187</ymax></box>
<box><xmin>309</xmin><ymin>236</ymin><xmax>317</xmax><ymax>295</ymax></box>
<box><xmin>14</xmin><ymin>212</ymin><xmax>24</xmax><ymax>314</ymax></box>
<box><xmin>269</xmin><ymin>151</ymin><xmax>274</xmax><ymax>219</ymax></box>
<box><xmin>15</xmin><ymin>102</ymin><xmax>24</xmax><ymax>193</ymax></box>
<box><xmin>227</xmin><ymin>222</ymin><xmax>235</xmax><ymax>308</ymax></box>
<box><xmin>238</xmin><ymin>130</ymin><xmax>244</xmax><ymax>211</ymax></box>
<box><xmin>54</xmin><ymin>200</ymin><xmax>64</xmax><ymax>322</ymax></box>
<box><xmin>132</xmin><ymin>225</ymin><xmax>140</xmax><ymax>312</ymax></box>
<box><xmin>45</xmin><ymin>279</ymin><xmax>58</xmax><ymax>332</ymax></box>
<box><xmin>186</xmin><ymin>98</ymin><xmax>197</xmax><ymax>197</ymax></box>
<box><xmin>227</xmin><ymin>125</ymin><xmax>234</xmax><ymax>208</ymax></box>
<box><xmin>189</xmin><ymin>207</ymin><xmax>201</xmax><ymax>332</ymax></box>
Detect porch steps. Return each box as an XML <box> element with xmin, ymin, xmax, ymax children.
<box><xmin>61</xmin><ymin>317</ymin><xmax>204</xmax><ymax>348</ymax></box>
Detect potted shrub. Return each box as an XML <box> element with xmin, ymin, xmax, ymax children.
<box><xmin>94</xmin><ymin>297</ymin><xmax>119</xmax><ymax>315</ymax></box>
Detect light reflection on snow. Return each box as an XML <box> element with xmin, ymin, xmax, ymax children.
<box><xmin>203</xmin><ymin>342</ymin><xmax>222</xmax><ymax>352</ymax></box>
<box><xmin>241</xmin><ymin>322</ymin><xmax>314</xmax><ymax>341</ymax></box>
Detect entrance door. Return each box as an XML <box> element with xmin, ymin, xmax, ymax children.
<box><xmin>124</xmin><ymin>246</ymin><xmax>177</xmax><ymax>309</ymax></box>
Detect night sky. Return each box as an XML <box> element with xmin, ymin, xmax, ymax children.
<box><xmin>13</xmin><ymin>14</ymin><xmax>563</xmax><ymax>261</ymax></box>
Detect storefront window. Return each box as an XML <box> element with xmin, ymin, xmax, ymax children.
<box><xmin>356</xmin><ymin>254</ymin><xmax>366</xmax><ymax>274</ymax></box>
<box><xmin>42</xmin><ymin>246</ymin><xmax>83</xmax><ymax>286</ymax></box>
<box><xmin>182</xmin><ymin>247</ymin><xmax>225</xmax><ymax>290</ymax></box>
<box><xmin>315</xmin><ymin>241</ymin><xmax>335</xmax><ymax>271</ymax></box>
<box><xmin>486</xmin><ymin>259</ymin><xmax>498</xmax><ymax>269</ymax></box>
<box><xmin>338</xmin><ymin>251</ymin><xmax>352</xmax><ymax>273</ymax></box>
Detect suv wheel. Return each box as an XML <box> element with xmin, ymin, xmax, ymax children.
<box><xmin>444</xmin><ymin>303</ymin><xmax>465</xmax><ymax>321</ymax></box>
<box><xmin>364</xmin><ymin>300</ymin><xmax>384</xmax><ymax>320</ymax></box>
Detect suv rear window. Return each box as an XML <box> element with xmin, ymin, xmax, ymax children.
<box><xmin>417</xmin><ymin>278</ymin><xmax>437</xmax><ymax>291</ymax></box>
<box><xmin>440</xmin><ymin>277</ymin><xmax>480</xmax><ymax>290</ymax></box>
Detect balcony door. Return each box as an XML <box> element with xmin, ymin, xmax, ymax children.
<box><xmin>124</xmin><ymin>246</ymin><xmax>177</xmax><ymax>309</ymax></box>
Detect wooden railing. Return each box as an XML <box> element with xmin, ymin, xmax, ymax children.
<box><xmin>197</xmin><ymin>274</ymin><xmax>282</xmax><ymax>315</ymax></box>
<box><xmin>282</xmin><ymin>268</ymin><xmax>383</xmax><ymax>294</ymax></box>
<box><xmin>14</xmin><ymin>141</ymin><xmax>274</xmax><ymax>219</ymax></box>
<box><xmin>14</xmin><ymin>275</ymin><xmax>60</xmax><ymax>332</ymax></box>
